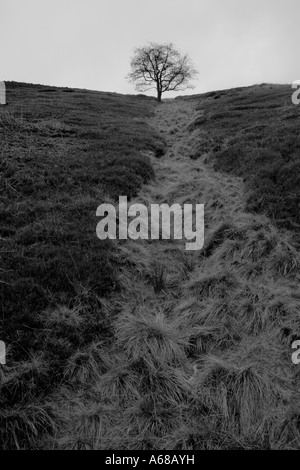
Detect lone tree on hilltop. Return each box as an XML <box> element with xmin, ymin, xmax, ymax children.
<box><xmin>127</xmin><ymin>42</ymin><xmax>198</xmax><ymax>102</ymax></box>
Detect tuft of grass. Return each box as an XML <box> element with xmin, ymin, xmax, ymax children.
<box><xmin>57</xmin><ymin>401</ymin><xmax>117</xmax><ymax>450</ymax></box>
<box><xmin>149</xmin><ymin>261</ymin><xmax>167</xmax><ymax>293</ymax></box>
<box><xmin>115</xmin><ymin>307</ymin><xmax>189</xmax><ymax>366</ymax></box>
<box><xmin>186</xmin><ymin>268</ymin><xmax>239</xmax><ymax>300</ymax></box>
<box><xmin>63</xmin><ymin>342</ymin><xmax>112</xmax><ymax>384</ymax></box>
<box><xmin>0</xmin><ymin>404</ymin><xmax>56</xmax><ymax>450</ymax></box>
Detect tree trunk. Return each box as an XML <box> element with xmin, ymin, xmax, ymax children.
<box><xmin>157</xmin><ymin>85</ymin><xmax>162</xmax><ymax>102</ymax></box>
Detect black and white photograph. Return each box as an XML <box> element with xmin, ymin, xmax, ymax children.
<box><xmin>1</xmin><ymin>0</ymin><xmax>300</xmax><ymax>454</ymax></box>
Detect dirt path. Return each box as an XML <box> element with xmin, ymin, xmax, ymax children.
<box><xmin>145</xmin><ymin>98</ymin><xmax>246</xmax><ymax>218</ymax></box>
<box><xmin>119</xmin><ymin>97</ymin><xmax>247</xmax><ymax>290</ymax></box>
<box><xmin>114</xmin><ymin>96</ymin><xmax>297</xmax><ymax>388</ymax></box>
<box><xmin>112</xmin><ymin>97</ymin><xmax>252</xmax><ymax>375</ymax></box>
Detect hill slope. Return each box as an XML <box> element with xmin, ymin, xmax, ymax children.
<box><xmin>0</xmin><ymin>82</ymin><xmax>165</xmax><ymax>449</ymax></box>
<box><xmin>1</xmin><ymin>82</ymin><xmax>300</xmax><ymax>449</ymax></box>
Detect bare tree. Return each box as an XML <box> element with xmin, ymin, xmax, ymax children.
<box><xmin>127</xmin><ymin>42</ymin><xmax>198</xmax><ymax>102</ymax></box>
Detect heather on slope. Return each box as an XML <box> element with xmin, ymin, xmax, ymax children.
<box><xmin>185</xmin><ymin>83</ymin><xmax>300</xmax><ymax>233</ymax></box>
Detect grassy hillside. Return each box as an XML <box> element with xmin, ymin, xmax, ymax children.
<box><xmin>1</xmin><ymin>81</ymin><xmax>300</xmax><ymax>450</ymax></box>
<box><xmin>0</xmin><ymin>82</ymin><xmax>166</xmax><ymax>449</ymax></box>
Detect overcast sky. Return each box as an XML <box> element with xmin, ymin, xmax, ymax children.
<box><xmin>1</xmin><ymin>0</ymin><xmax>299</xmax><ymax>97</ymax></box>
